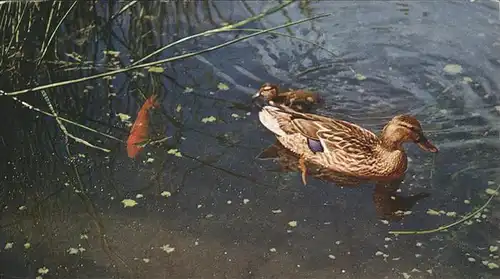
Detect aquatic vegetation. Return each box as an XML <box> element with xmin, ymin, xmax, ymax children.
<box><xmin>201</xmin><ymin>116</ymin><xmax>217</xmax><ymax>123</ymax></box>
<box><xmin>121</xmin><ymin>199</ymin><xmax>138</xmax><ymax>208</ymax></box>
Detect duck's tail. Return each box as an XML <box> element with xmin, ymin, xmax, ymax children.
<box><xmin>258</xmin><ymin>106</ymin><xmax>288</xmax><ymax>137</ymax></box>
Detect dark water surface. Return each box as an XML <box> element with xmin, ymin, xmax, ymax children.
<box><xmin>1</xmin><ymin>1</ymin><xmax>500</xmax><ymax>278</ymax></box>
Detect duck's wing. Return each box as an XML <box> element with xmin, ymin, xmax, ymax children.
<box><xmin>260</xmin><ymin>105</ymin><xmax>379</xmax><ymax>154</ymax></box>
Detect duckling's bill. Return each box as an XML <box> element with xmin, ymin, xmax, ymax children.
<box><xmin>251</xmin><ymin>91</ymin><xmax>261</xmax><ymax>100</ymax></box>
<box><xmin>251</xmin><ymin>91</ymin><xmax>266</xmax><ymax>108</ymax></box>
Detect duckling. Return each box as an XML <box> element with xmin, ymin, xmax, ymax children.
<box><xmin>251</xmin><ymin>83</ymin><xmax>323</xmax><ymax>112</ymax></box>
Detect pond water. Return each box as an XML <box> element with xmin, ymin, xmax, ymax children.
<box><xmin>1</xmin><ymin>1</ymin><xmax>500</xmax><ymax>278</ymax></box>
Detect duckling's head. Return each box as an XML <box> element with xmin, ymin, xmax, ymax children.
<box><xmin>381</xmin><ymin>115</ymin><xmax>438</xmax><ymax>153</ymax></box>
<box><xmin>252</xmin><ymin>83</ymin><xmax>279</xmax><ymax>101</ymax></box>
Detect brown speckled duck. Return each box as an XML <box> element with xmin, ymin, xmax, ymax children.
<box><xmin>258</xmin><ymin>104</ymin><xmax>438</xmax><ymax>185</ymax></box>
<box><xmin>252</xmin><ymin>83</ymin><xmax>323</xmax><ymax>112</ymax></box>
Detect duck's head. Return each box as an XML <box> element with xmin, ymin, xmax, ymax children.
<box><xmin>381</xmin><ymin>115</ymin><xmax>438</xmax><ymax>153</ymax></box>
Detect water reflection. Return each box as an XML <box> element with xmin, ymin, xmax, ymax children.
<box><xmin>258</xmin><ymin>141</ymin><xmax>430</xmax><ymax>221</ymax></box>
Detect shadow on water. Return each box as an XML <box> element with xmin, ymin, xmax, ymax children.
<box><xmin>257</xmin><ymin>141</ymin><xmax>431</xmax><ymax>222</ymax></box>
<box><xmin>1</xmin><ymin>0</ymin><xmax>500</xmax><ymax>278</ymax></box>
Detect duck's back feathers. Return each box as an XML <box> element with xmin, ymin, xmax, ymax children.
<box><xmin>259</xmin><ymin>105</ymin><xmax>379</xmax><ymax>155</ymax></box>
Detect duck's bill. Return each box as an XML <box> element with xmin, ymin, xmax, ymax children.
<box><xmin>416</xmin><ymin>136</ymin><xmax>438</xmax><ymax>153</ymax></box>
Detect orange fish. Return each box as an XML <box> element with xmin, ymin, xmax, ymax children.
<box><xmin>126</xmin><ymin>95</ymin><xmax>160</xmax><ymax>158</ymax></box>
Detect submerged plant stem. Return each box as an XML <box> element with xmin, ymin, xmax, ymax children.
<box><xmin>389</xmin><ymin>183</ymin><xmax>500</xmax><ymax>235</ymax></box>
<box><xmin>131</xmin><ymin>0</ymin><xmax>295</xmax><ymax>66</ymax></box>
<box><xmin>1</xmin><ymin>13</ymin><xmax>331</xmax><ymax>96</ymax></box>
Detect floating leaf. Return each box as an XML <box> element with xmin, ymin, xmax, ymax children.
<box><xmin>426</xmin><ymin>209</ymin><xmax>441</xmax><ymax>216</ymax></box>
<box><xmin>355</xmin><ymin>73</ymin><xmax>366</xmax><ymax>80</ymax></box>
<box><xmin>288</xmin><ymin>221</ymin><xmax>297</xmax><ymax>227</ymax></box>
<box><xmin>490</xmin><ymin>246</ymin><xmax>499</xmax><ymax>252</ymax></box>
<box><xmin>184</xmin><ymin>87</ymin><xmax>194</xmax><ymax>93</ymax></box>
<box><xmin>328</xmin><ymin>254</ymin><xmax>336</xmax><ymax>260</ymax></box>
<box><xmin>160</xmin><ymin>244</ymin><xmax>175</xmax><ymax>253</ymax></box>
<box><xmin>201</xmin><ymin>116</ymin><xmax>217</xmax><ymax>123</ymax></box>
<box><xmin>269</xmin><ymin>248</ymin><xmax>277</xmax><ymax>252</ymax></box>
<box><xmin>231</xmin><ymin>113</ymin><xmax>240</xmax><ymax>119</ymax></box>
<box><xmin>146</xmin><ymin>158</ymin><xmax>154</xmax><ymax>163</ymax></box>
<box><xmin>160</xmin><ymin>191</ymin><xmax>171</xmax><ymax>198</ymax></box>
<box><xmin>148</xmin><ymin>66</ymin><xmax>164</xmax><ymax>73</ymax></box>
<box><xmin>443</xmin><ymin>64</ymin><xmax>463</xmax><ymax>74</ymax></box>
<box><xmin>143</xmin><ymin>258</ymin><xmax>150</xmax><ymax>263</ymax></box>
<box><xmin>135</xmin><ymin>194</ymin><xmax>144</xmax><ymax>199</ymax></box>
<box><xmin>468</xmin><ymin>257</ymin><xmax>476</xmax><ymax>262</ymax></box>
<box><xmin>4</xmin><ymin>242</ymin><xmax>13</xmax><ymax>250</ymax></box>
<box><xmin>446</xmin><ymin>211</ymin><xmax>457</xmax><ymax>217</ymax></box>
<box><xmin>402</xmin><ymin>272</ymin><xmax>410</xmax><ymax>279</ymax></box>
<box><xmin>167</xmin><ymin>148</ymin><xmax>182</xmax><ymax>157</ymax></box>
<box><xmin>375</xmin><ymin>251</ymin><xmax>384</xmax><ymax>256</ymax></box>
<box><xmin>24</xmin><ymin>243</ymin><xmax>31</xmax><ymax>249</ymax></box>
<box><xmin>488</xmin><ymin>262</ymin><xmax>499</xmax><ymax>269</ymax></box>
<box><xmin>485</xmin><ymin>188</ymin><xmax>499</xmax><ymax>196</ymax></box>
<box><xmin>18</xmin><ymin>205</ymin><xmax>27</xmax><ymax>211</ymax></box>
<box><xmin>243</xmin><ymin>198</ymin><xmax>250</xmax><ymax>204</ymax></box>
<box><xmin>217</xmin><ymin>82</ymin><xmax>230</xmax><ymax>91</ymax></box>
<box><xmin>38</xmin><ymin>267</ymin><xmax>49</xmax><ymax>275</ymax></box>
<box><xmin>117</xmin><ymin>113</ymin><xmax>131</xmax><ymax>122</ymax></box>
<box><xmin>67</xmin><ymin>247</ymin><xmax>79</xmax><ymax>255</ymax></box>
<box><xmin>80</xmin><ymin>234</ymin><xmax>88</xmax><ymax>239</ymax></box>
<box><xmin>462</xmin><ymin>76</ymin><xmax>473</xmax><ymax>83</ymax></box>
<box><xmin>176</xmin><ymin>104</ymin><xmax>182</xmax><ymax>112</ymax></box>
<box><xmin>464</xmin><ymin>199</ymin><xmax>471</xmax><ymax>204</ymax></box>
<box><xmin>271</xmin><ymin>209</ymin><xmax>282</xmax><ymax>214</ymax></box>
<box><xmin>121</xmin><ymin>199</ymin><xmax>138</xmax><ymax>208</ymax></box>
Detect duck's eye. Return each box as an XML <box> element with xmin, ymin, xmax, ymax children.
<box><xmin>406</xmin><ymin>126</ymin><xmax>417</xmax><ymax>132</ymax></box>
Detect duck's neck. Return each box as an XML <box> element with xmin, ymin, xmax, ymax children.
<box><xmin>373</xmin><ymin>143</ymin><xmax>408</xmax><ymax>179</ymax></box>
<box><xmin>378</xmin><ymin>137</ymin><xmax>402</xmax><ymax>152</ymax></box>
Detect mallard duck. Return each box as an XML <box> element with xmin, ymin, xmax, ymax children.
<box><xmin>251</xmin><ymin>83</ymin><xmax>323</xmax><ymax>112</ymax></box>
<box><xmin>258</xmin><ymin>105</ymin><xmax>438</xmax><ymax>185</ymax></box>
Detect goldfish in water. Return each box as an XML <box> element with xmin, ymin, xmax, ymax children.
<box><xmin>126</xmin><ymin>95</ymin><xmax>160</xmax><ymax>158</ymax></box>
